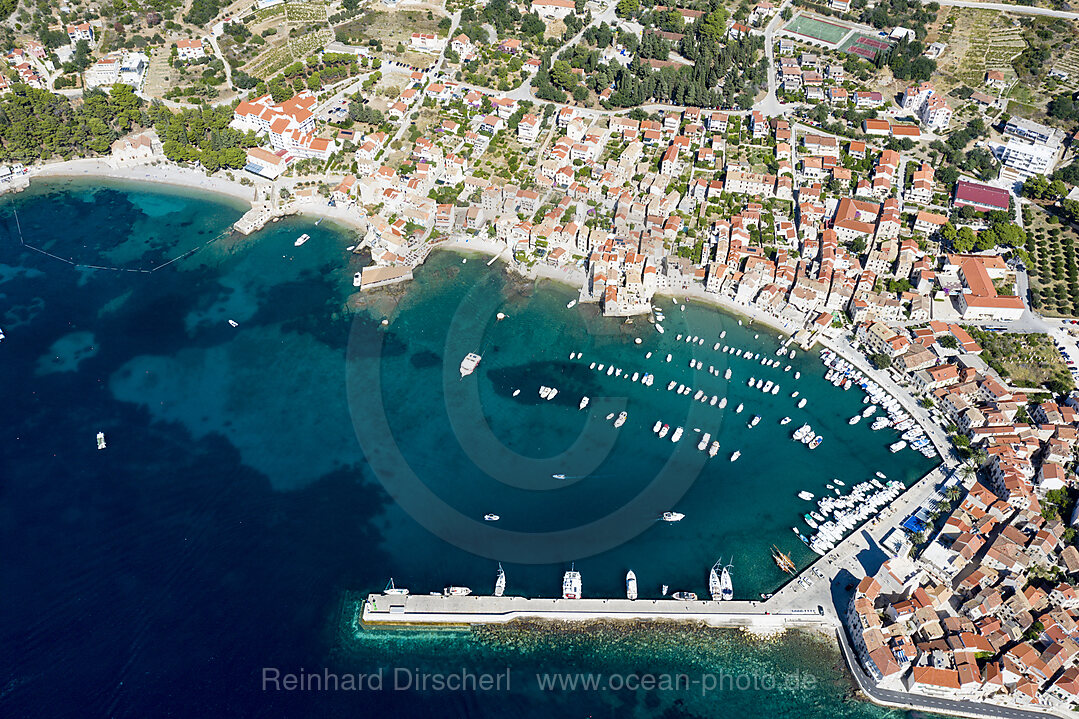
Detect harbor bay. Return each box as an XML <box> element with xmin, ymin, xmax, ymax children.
<box><xmin>1</xmin><ymin>180</ymin><xmax>935</xmax><ymax>717</ymax></box>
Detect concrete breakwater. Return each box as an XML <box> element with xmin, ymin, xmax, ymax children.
<box><xmin>360</xmin><ymin>593</ymin><xmax>830</xmax><ymax>630</ymax></box>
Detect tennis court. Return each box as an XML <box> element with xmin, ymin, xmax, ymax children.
<box><xmin>839</xmin><ymin>32</ymin><xmax>892</xmax><ymax>60</ymax></box>
<box><xmin>782</xmin><ymin>14</ymin><xmax>851</xmax><ymax>46</ymax></box>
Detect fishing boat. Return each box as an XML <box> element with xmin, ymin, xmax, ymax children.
<box><xmin>96</xmin><ymin>431</ymin><xmax>106</xmax><ymax>450</ymax></box>
<box><xmin>614</xmin><ymin>411</ymin><xmax>627</xmax><ymax>427</ymax></box>
<box><xmin>661</xmin><ymin>511</ymin><xmax>685</xmax><ymax>522</ymax></box>
<box><xmin>730</xmin><ymin>450</ymin><xmax>741</xmax><ymax>462</ymax></box>
<box><xmin>626</xmin><ymin>570</ymin><xmax>638</xmax><ymax>600</ymax></box>
<box><xmin>780</xmin><ymin>416</ymin><xmax>791</xmax><ymax>425</ymax></box>
<box><xmin>294</xmin><ymin>233</ymin><xmax>310</xmax><ymax>246</ymax></box>
<box><xmin>579</xmin><ymin>396</ymin><xmax>589</xmax><ymax>410</ymax></box>
<box><xmin>385</xmin><ymin>578</ymin><xmax>409</xmax><ymax>595</ymax></box>
<box><xmin>772</xmin><ymin>546</ymin><xmax>796</xmax><ymax>574</ymax></box>
<box><xmin>459</xmin><ymin>352</ymin><xmax>482</xmax><ymax>378</ymax></box>
<box><xmin>494</xmin><ymin>564</ymin><xmax>506</xmax><ymax>597</ymax></box>
<box><xmin>562</xmin><ymin>566</ymin><xmax>582</xmax><ymax>599</ymax></box>
<box><xmin>443</xmin><ymin>586</ymin><xmax>471</xmax><ymax>596</ymax></box>
<box><xmin>671</xmin><ymin>591</ymin><xmax>697</xmax><ymax>601</ymax></box>
<box><xmin>484</xmin><ymin>513</ymin><xmax>500</xmax><ymax>521</ymax></box>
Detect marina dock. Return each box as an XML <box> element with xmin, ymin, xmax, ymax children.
<box><xmin>361</xmin><ymin>592</ymin><xmax>829</xmax><ymax>630</ymax></box>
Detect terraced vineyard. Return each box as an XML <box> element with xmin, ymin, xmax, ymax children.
<box><xmin>244</xmin><ymin>27</ymin><xmax>335</xmax><ymax>78</ymax></box>
<box><xmin>252</xmin><ymin>0</ymin><xmax>329</xmax><ymax>23</ymax></box>
<box><xmin>954</xmin><ymin>11</ymin><xmax>1025</xmax><ymax>87</ymax></box>
<box><xmin>1047</xmin><ymin>46</ymin><xmax>1079</xmax><ymax>94</ymax></box>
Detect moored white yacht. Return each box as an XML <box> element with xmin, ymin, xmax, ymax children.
<box><xmin>579</xmin><ymin>396</ymin><xmax>590</xmax><ymax>410</ymax></box>
<box><xmin>661</xmin><ymin>511</ymin><xmax>685</xmax><ymax>522</ymax></box>
<box><xmin>730</xmin><ymin>450</ymin><xmax>741</xmax><ymax>461</ymax></box>
<box><xmin>626</xmin><ymin>570</ymin><xmax>638</xmax><ymax>600</ymax></box>
<box><xmin>562</xmin><ymin>566</ymin><xmax>582</xmax><ymax>599</ymax></box>
<box><xmin>459</xmin><ymin>352</ymin><xmax>482</xmax><ymax>377</ymax></box>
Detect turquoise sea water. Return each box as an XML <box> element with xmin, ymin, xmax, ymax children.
<box><xmin>0</xmin><ymin>179</ymin><xmax>935</xmax><ymax>717</ymax></box>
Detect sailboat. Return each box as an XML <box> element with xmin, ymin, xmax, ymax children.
<box><xmin>626</xmin><ymin>570</ymin><xmax>638</xmax><ymax>600</ymax></box>
<box><xmin>384</xmin><ymin>578</ymin><xmax>409</xmax><ymax>595</ymax></box>
<box><xmin>709</xmin><ymin>561</ymin><xmax>723</xmax><ymax>601</ymax></box>
<box><xmin>720</xmin><ymin>562</ymin><xmax>733</xmax><ymax>600</ymax></box>
<box><xmin>494</xmin><ymin>563</ymin><xmax>506</xmax><ymax>597</ymax></box>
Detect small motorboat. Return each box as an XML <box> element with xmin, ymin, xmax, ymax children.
<box><xmin>484</xmin><ymin>514</ymin><xmax>500</xmax><ymax>521</ymax></box>
<box><xmin>661</xmin><ymin>512</ymin><xmax>685</xmax><ymax>522</ymax></box>
<box><xmin>228</xmin><ymin>319</ymin><xmax>239</xmax><ymax>327</ymax></box>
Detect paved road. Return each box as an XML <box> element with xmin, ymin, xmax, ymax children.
<box><xmin>758</xmin><ymin>1</ymin><xmax>793</xmax><ymax>117</ymax></box>
<box><xmin>924</xmin><ymin>0</ymin><xmax>1079</xmax><ymax>19</ymax></box>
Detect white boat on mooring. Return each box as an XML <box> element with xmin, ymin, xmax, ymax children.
<box><xmin>460</xmin><ymin>352</ymin><xmax>482</xmax><ymax>378</ymax></box>
<box><xmin>653</xmin><ymin>420</ymin><xmax>663</xmax><ymax>433</ymax></box>
<box><xmin>484</xmin><ymin>513</ymin><xmax>500</xmax><ymax>521</ymax></box>
<box><xmin>579</xmin><ymin>396</ymin><xmax>590</xmax><ymax>410</ymax></box>
<box><xmin>730</xmin><ymin>450</ymin><xmax>741</xmax><ymax>462</ymax></box>
<box><xmin>626</xmin><ymin>570</ymin><xmax>638</xmax><ymax>600</ymax></box>
<box><xmin>294</xmin><ymin>233</ymin><xmax>311</xmax><ymax>246</ymax></box>
<box><xmin>613</xmin><ymin>411</ymin><xmax>627</xmax><ymax>428</ymax></box>
<box><xmin>718</xmin><ymin>397</ymin><xmax>728</xmax><ymax>408</ymax></box>
<box><xmin>661</xmin><ymin>511</ymin><xmax>685</xmax><ymax>522</ymax></box>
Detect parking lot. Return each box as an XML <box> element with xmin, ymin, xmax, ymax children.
<box><xmin>1046</xmin><ymin>319</ymin><xmax>1079</xmax><ymax>383</ymax></box>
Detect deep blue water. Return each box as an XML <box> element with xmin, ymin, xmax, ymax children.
<box><xmin>0</xmin><ymin>179</ymin><xmax>934</xmax><ymax>718</ymax></box>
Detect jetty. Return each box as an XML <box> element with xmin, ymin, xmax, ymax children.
<box><xmin>361</xmin><ymin>593</ymin><xmax>827</xmax><ymax>631</ymax></box>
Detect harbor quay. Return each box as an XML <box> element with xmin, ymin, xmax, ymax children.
<box><xmin>360</xmin><ymin>592</ymin><xmax>831</xmax><ymax>631</ymax></box>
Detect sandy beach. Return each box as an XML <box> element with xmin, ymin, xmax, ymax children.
<box><xmin>33</xmin><ymin>158</ymin><xmax>258</xmax><ymax>204</ymax></box>
<box><xmin>31</xmin><ymin>158</ymin><xmax>372</xmax><ymax>234</ymax></box>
